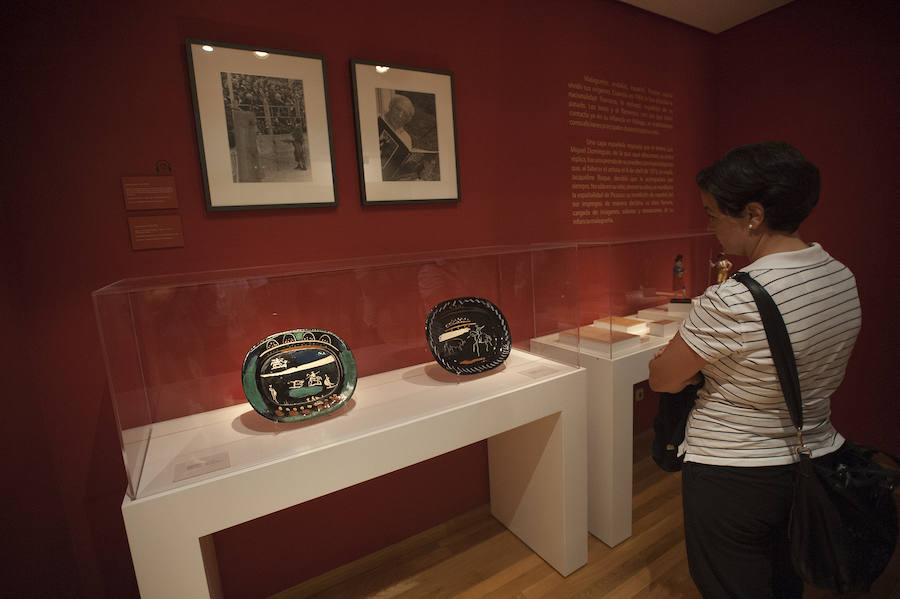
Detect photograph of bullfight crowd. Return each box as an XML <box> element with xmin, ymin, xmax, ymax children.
<box><xmin>220</xmin><ymin>71</ymin><xmax>311</xmax><ymax>182</ymax></box>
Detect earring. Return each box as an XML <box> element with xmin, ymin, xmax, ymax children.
<box><xmin>748</xmin><ymin>224</ymin><xmax>753</xmax><ymax>231</ymax></box>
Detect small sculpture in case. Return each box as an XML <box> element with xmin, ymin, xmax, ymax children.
<box><xmin>671</xmin><ymin>253</ymin><xmax>691</xmax><ymax>303</ymax></box>
<box><xmin>241</xmin><ymin>329</ymin><xmax>357</xmax><ymax>422</ymax></box>
<box><xmin>425</xmin><ymin>297</ymin><xmax>511</xmax><ymax>375</ymax></box>
<box><xmin>711</xmin><ymin>251</ymin><xmax>733</xmax><ymax>284</ymax></box>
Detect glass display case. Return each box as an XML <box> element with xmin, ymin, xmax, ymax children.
<box><xmin>533</xmin><ymin>232</ymin><xmax>721</xmax><ymax>360</ymax></box>
<box><xmin>527</xmin><ymin>232</ymin><xmax>720</xmax><ymax>547</ymax></box>
<box><xmin>94</xmin><ymin>235</ymin><xmax>719</xmax><ymax>501</ymax></box>
<box><xmin>93</xmin><ymin>244</ymin><xmax>581</xmax><ymax>500</ymax></box>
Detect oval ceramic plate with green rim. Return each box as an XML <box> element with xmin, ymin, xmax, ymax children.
<box><xmin>241</xmin><ymin>329</ymin><xmax>357</xmax><ymax>422</ymax></box>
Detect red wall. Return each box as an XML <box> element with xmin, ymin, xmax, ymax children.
<box><xmin>713</xmin><ymin>0</ymin><xmax>900</xmax><ymax>454</ymax></box>
<box><xmin>4</xmin><ymin>1</ymin><xmax>893</xmax><ymax>598</ymax></box>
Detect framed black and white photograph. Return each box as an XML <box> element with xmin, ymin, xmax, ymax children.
<box><xmin>350</xmin><ymin>60</ymin><xmax>459</xmax><ymax>205</ymax></box>
<box><xmin>186</xmin><ymin>40</ymin><xmax>337</xmax><ymax>210</ymax></box>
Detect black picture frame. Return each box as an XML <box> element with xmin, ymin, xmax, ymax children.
<box><xmin>350</xmin><ymin>59</ymin><xmax>460</xmax><ymax>205</ymax></box>
<box><xmin>185</xmin><ymin>39</ymin><xmax>338</xmax><ymax>210</ymax></box>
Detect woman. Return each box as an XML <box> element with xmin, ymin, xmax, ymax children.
<box><xmin>649</xmin><ymin>142</ymin><xmax>861</xmax><ymax>598</ymax></box>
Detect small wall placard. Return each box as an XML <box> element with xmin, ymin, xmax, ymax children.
<box><xmin>128</xmin><ymin>215</ymin><xmax>185</xmax><ymax>250</ymax></box>
<box><xmin>122</xmin><ymin>176</ymin><xmax>178</xmax><ymax>210</ymax></box>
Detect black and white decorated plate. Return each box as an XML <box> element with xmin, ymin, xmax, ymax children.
<box><xmin>425</xmin><ymin>297</ymin><xmax>511</xmax><ymax>375</ymax></box>
<box><xmin>241</xmin><ymin>329</ymin><xmax>357</xmax><ymax>422</ymax></box>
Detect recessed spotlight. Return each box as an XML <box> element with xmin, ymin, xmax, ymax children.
<box><xmin>375</xmin><ymin>65</ymin><xmax>390</xmax><ymax>73</ymax></box>
<box><xmin>201</xmin><ymin>45</ymin><xmax>214</xmax><ymax>52</ymax></box>
<box><xmin>255</xmin><ymin>51</ymin><xmax>269</xmax><ymax>58</ymax></box>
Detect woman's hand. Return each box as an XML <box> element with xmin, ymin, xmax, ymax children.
<box><xmin>649</xmin><ymin>332</ymin><xmax>708</xmax><ymax>393</ymax></box>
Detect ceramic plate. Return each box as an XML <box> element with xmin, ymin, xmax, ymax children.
<box><xmin>425</xmin><ymin>297</ymin><xmax>511</xmax><ymax>375</ymax></box>
<box><xmin>241</xmin><ymin>329</ymin><xmax>357</xmax><ymax>422</ymax></box>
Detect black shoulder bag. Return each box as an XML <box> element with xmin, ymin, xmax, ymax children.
<box><xmin>733</xmin><ymin>271</ymin><xmax>900</xmax><ymax>593</ymax></box>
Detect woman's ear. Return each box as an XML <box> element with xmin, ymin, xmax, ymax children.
<box><xmin>745</xmin><ymin>202</ymin><xmax>765</xmax><ymax>231</ymax></box>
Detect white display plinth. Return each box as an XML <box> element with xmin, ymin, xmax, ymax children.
<box><xmin>121</xmin><ymin>349</ymin><xmax>588</xmax><ymax>599</ymax></box>
<box><xmin>531</xmin><ymin>330</ymin><xmax>671</xmax><ymax>547</ymax></box>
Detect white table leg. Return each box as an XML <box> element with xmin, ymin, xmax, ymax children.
<box><xmin>123</xmin><ymin>503</ymin><xmax>218</xmax><ymax>599</ymax></box>
<box><xmin>488</xmin><ymin>392</ymin><xmax>588</xmax><ymax>575</ymax></box>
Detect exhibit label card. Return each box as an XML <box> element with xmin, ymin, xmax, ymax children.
<box><xmin>122</xmin><ymin>176</ymin><xmax>178</xmax><ymax>210</ymax></box>
<box><xmin>173</xmin><ymin>451</ymin><xmax>231</xmax><ymax>482</ymax></box>
<box><xmin>128</xmin><ymin>215</ymin><xmax>185</xmax><ymax>250</ymax></box>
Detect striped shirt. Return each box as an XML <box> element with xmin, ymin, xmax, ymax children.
<box><xmin>679</xmin><ymin>243</ymin><xmax>861</xmax><ymax>466</ymax></box>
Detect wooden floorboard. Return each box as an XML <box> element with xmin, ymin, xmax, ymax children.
<box><xmin>271</xmin><ymin>430</ymin><xmax>900</xmax><ymax>598</ymax></box>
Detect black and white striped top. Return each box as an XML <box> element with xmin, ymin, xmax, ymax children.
<box><xmin>679</xmin><ymin>243</ymin><xmax>861</xmax><ymax>466</ymax></box>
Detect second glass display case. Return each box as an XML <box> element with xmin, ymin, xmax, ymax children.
<box><xmin>540</xmin><ymin>232</ymin><xmax>722</xmax><ymax>359</ymax></box>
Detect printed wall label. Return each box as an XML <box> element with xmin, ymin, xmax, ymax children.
<box><xmin>127</xmin><ymin>215</ymin><xmax>184</xmax><ymax>250</ymax></box>
<box><xmin>122</xmin><ymin>176</ymin><xmax>178</xmax><ymax>210</ymax></box>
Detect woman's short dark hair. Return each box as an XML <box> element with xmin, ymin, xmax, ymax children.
<box><xmin>696</xmin><ymin>141</ymin><xmax>820</xmax><ymax>232</ymax></box>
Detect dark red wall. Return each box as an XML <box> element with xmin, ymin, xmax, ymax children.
<box><xmin>713</xmin><ymin>0</ymin><xmax>900</xmax><ymax>454</ymax></box>
<box><xmin>4</xmin><ymin>1</ymin><xmax>894</xmax><ymax>597</ymax></box>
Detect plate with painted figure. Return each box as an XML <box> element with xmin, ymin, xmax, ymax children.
<box><xmin>241</xmin><ymin>329</ymin><xmax>357</xmax><ymax>422</ymax></box>
<box><xmin>425</xmin><ymin>297</ymin><xmax>511</xmax><ymax>375</ymax></box>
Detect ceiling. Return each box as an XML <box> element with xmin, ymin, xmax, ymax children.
<box><xmin>616</xmin><ymin>0</ymin><xmax>795</xmax><ymax>34</ymax></box>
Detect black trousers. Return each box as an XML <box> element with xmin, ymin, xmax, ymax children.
<box><xmin>682</xmin><ymin>460</ymin><xmax>804</xmax><ymax>599</ymax></box>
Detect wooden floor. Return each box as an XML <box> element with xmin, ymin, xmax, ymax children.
<box><xmin>272</xmin><ymin>431</ymin><xmax>900</xmax><ymax>599</ymax></box>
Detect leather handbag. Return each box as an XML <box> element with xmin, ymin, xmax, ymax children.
<box><xmin>733</xmin><ymin>271</ymin><xmax>900</xmax><ymax>593</ymax></box>
<box><xmin>651</xmin><ymin>374</ymin><xmax>703</xmax><ymax>472</ymax></box>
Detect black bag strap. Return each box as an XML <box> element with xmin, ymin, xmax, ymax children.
<box><xmin>731</xmin><ymin>272</ymin><xmax>808</xmax><ymax>450</ymax></box>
